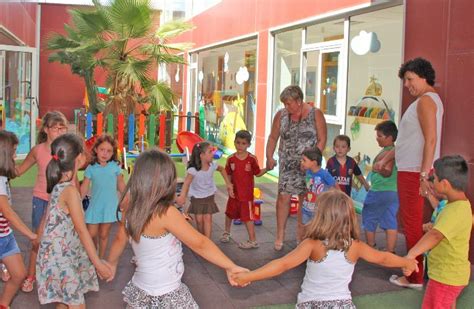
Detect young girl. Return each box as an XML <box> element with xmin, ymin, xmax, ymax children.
<box><xmin>36</xmin><ymin>133</ymin><xmax>111</xmax><ymax>307</ymax></box>
<box><xmin>175</xmin><ymin>142</ymin><xmax>234</xmax><ymax>238</ymax></box>
<box><xmin>0</xmin><ymin>131</ymin><xmax>37</xmax><ymax>308</ymax></box>
<box><xmin>15</xmin><ymin>111</ymin><xmax>68</xmax><ymax>292</ymax></box>
<box><xmin>232</xmin><ymin>190</ymin><xmax>418</xmax><ymax>308</ymax></box>
<box><xmin>80</xmin><ymin>134</ymin><xmax>125</xmax><ymax>259</ymax></box>
<box><xmin>106</xmin><ymin>149</ymin><xmax>246</xmax><ymax>308</ymax></box>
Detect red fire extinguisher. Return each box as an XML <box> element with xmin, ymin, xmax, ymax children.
<box><xmin>289</xmin><ymin>196</ymin><xmax>299</xmax><ymax>215</ymax></box>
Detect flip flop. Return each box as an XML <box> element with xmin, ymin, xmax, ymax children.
<box><xmin>389</xmin><ymin>275</ymin><xmax>423</xmax><ymax>290</ymax></box>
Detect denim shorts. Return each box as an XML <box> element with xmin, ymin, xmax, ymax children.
<box><xmin>0</xmin><ymin>233</ymin><xmax>21</xmax><ymax>260</ymax></box>
<box><xmin>362</xmin><ymin>190</ymin><xmax>399</xmax><ymax>232</ymax></box>
<box><xmin>301</xmin><ymin>207</ymin><xmax>315</xmax><ymax>225</ymax></box>
<box><xmin>32</xmin><ymin>196</ymin><xmax>48</xmax><ymax>230</ymax></box>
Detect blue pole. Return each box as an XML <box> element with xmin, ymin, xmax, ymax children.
<box><xmin>128</xmin><ymin>114</ymin><xmax>135</xmax><ymax>152</ymax></box>
<box><xmin>186</xmin><ymin>111</ymin><xmax>192</xmax><ymax>131</ymax></box>
<box><xmin>86</xmin><ymin>112</ymin><xmax>93</xmax><ymax>139</ymax></box>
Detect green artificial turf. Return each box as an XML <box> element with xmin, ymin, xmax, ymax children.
<box><xmin>253</xmin><ymin>282</ymin><xmax>474</xmax><ymax>309</ymax></box>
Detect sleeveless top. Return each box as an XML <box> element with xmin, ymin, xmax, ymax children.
<box><xmin>33</xmin><ymin>143</ymin><xmax>52</xmax><ymax>201</ymax></box>
<box><xmin>395</xmin><ymin>92</ymin><xmax>443</xmax><ymax>172</ymax></box>
<box><xmin>0</xmin><ymin>176</ymin><xmax>12</xmax><ymax>237</ymax></box>
<box><xmin>297</xmin><ymin>250</ymin><xmax>355</xmax><ymax>304</ymax></box>
<box><xmin>130</xmin><ymin>232</ymin><xmax>184</xmax><ymax>296</ymax></box>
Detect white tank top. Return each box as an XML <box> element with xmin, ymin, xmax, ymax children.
<box><xmin>297</xmin><ymin>250</ymin><xmax>355</xmax><ymax>304</ymax></box>
<box><xmin>395</xmin><ymin>92</ymin><xmax>443</xmax><ymax>172</ymax></box>
<box><xmin>130</xmin><ymin>232</ymin><xmax>184</xmax><ymax>296</ymax></box>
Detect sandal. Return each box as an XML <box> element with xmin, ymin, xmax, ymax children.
<box><xmin>21</xmin><ymin>276</ymin><xmax>36</xmax><ymax>293</ymax></box>
<box><xmin>238</xmin><ymin>240</ymin><xmax>259</xmax><ymax>250</ymax></box>
<box><xmin>389</xmin><ymin>275</ymin><xmax>423</xmax><ymax>290</ymax></box>
<box><xmin>1</xmin><ymin>264</ymin><xmax>10</xmax><ymax>282</ymax></box>
<box><xmin>274</xmin><ymin>241</ymin><xmax>284</xmax><ymax>251</ymax></box>
<box><xmin>219</xmin><ymin>232</ymin><xmax>231</xmax><ymax>243</ymax></box>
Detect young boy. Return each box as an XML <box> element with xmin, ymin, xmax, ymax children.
<box><xmin>402</xmin><ymin>155</ymin><xmax>471</xmax><ymax>308</ymax></box>
<box><xmin>300</xmin><ymin>148</ymin><xmax>336</xmax><ymax>226</ymax></box>
<box><xmin>220</xmin><ymin>130</ymin><xmax>268</xmax><ymax>249</ymax></box>
<box><xmin>362</xmin><ymin>120</ymin><xmax>398</xmax><ymax>253</ymax></box>
<box><xmin>326</xmin><ymin>135</ymin><xmax>370</xmax><ymax>196</ymax></box>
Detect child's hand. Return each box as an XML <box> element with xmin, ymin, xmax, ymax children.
<box><xmin>95</xmin><ymin>260</ymin><xmax>113</xmax><ymax>281</ymax></box>
<box><xmin>422</xmin><ymin>222</ymin><xmax>433</xmax><ymax>233</ymax></box>
<box><xmin>105</xmin><ymin>261</ymin><xmax>117</xmax><ymax>282</ymax></box>
<box><xmin>183</xmin><ymin>212</ymin><xmax>193</xmax><ymax>221</ymax></box>
<box><xmin>227</xmin><ymin>185</ymin><xmax>235</xmax><ymax>199</ymax></box>
<box><xmin>230</xmin><ymin>270</ymin><xmax>251</xmax><ymax>287</ymax></box>
<box><xmin>226</xmin><ymin>265</ymin><xmax>249</xmax><ymax>287</ymax></box>
<box><xmin>175</xmin><ymin>195</ymin><xmax>185</xmax><ymax>206</ymax></box>
<box><xmin>402</xmin><ymin>257</ymin><xmax>419</xmax><ymax>277</ymax></box>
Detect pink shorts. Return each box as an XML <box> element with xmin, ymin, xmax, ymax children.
<box><xmin>422</xmin><ymin>279</ymin><xmax>465</xmax><ymax>309</ymax></box>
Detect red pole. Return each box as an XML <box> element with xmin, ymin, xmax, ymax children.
<box><xmin>159</xmin><ymin>112</ymin><xmax>166</xmax><ymax>150</ymax></box>
<box><xmin>194</xmin><ymin>112</ymin><xmax>200</xmax><ymax>135</ymax></box>
<box><xmin>118</xmin><ymin>114</ymin><xmax>124</xmax><ymax>152</ymax></box>
<box><xmin>178</xmin><ymin>111</ymin><xmax>183</xmax><ymax>133</ymax></box>
<box><xmin>97</xmin><ymin>113</ymin><xmax>103</xmax><ymax>136</ymax></box>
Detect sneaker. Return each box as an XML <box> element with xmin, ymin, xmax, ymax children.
<box><xmin>219</xmin><ymin>232</ymin><xmax>231</xmax><ymax>243</ymax></box>
<box><xmin>21</xmin><ymin>276</ymin><xmax>36</xmax><ymax>293</ymax></box>
<box><xmin>238</xmin><ymin>240</ymin><xmax>259</xmax><ymax>249</ymax></box>
<box><xmin>389</xmin><ymin>275</ymin><xmax>423</xmax><ymax>290</ymax></box>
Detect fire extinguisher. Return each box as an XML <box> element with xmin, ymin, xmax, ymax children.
<box><xmin>289</xmin><ymin>195</ymin><xmax>299</xmax><ymax>215</ymax></box>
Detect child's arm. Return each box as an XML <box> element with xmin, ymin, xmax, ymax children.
<box><xmin>80</xmin><ymin>177</ymin><xmax>91</xmax><ymax>199</ymax></box>
<box><xmin>356</xmin><ymin>174</ymin><xmax>370</xmax><ymax>191</ymax></box>
<box><xmin>256</xmin><ymin>167</ymin><xmax>268</xmax><ymax>177</ymax></box>
<box><xmin>117</xmin><ymin>174</ymin><xmax>126</xmax><ymax>195</ymax></box>
<box><xmin>64</xmin><ymin>186</ymin><xmax>112</xmax><ymax>280</ymax></box>
<box><xmin>232</xmin><ymin>239</ymin><xmax>319</xmax><ymax>286</ymax></box>
<box><xmin>0</xmin><ymin>196</ymin><xmax>36</xmax><ymax>241</ymax></box>
<box><xmin>373</xmin><ymin>148</ymin><xmax>395</xmax><ymax>172</ymax></box>
<box><xmin>164</xmin><ymin>206</ymin><xmax>247</xmax><ymax>286</ymax></box>
<box><xmin>426</xmin><ymin>193</ymin><xmax>440</xmax><ymax>210</ymax></box>
<box><xmin>355</xmin><ymin>240</ymin><xmax>418</xmax><ymax>275</ymax></box>
<box><xmin>216</xmin><ymin>165</ymin><xmax>235</xmax><ymax>198</ymax></box>
<box><xmin>15</xmin><ymin>147</ymin><xmax>37</xmax><ymax>176</ymax></box>
<box><xmin>406</xmin><ymin>229</ymin><xmax>444</xmax><ymax>259</ymax></box>
<box><xmin>106</xmin><ymin>209</ymin><xmax>128</xmax><ymax>282</ymax></box>
<box><xmin>175</xmin><ymin>173</ymin><xmax>193</xmax><ymax>207</ymax></box>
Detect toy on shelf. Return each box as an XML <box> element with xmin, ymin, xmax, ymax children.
<box><xmin>289</xmin><ymin>196</ymin><xmax>299</xmax><ymax>215</ymax></box>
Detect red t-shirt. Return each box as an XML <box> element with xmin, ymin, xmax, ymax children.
<box><xmin>225</xmin><ymin>153</ymin><xmax>261</xmax><ymax>202</ymax></box>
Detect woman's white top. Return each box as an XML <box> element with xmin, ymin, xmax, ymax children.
<box><xmin>396</xmin><ymin>92</ymin><xmax>444</xmax><ymax>172</ymax></box>
<box><xmin>187</xmin><ymin>162</ymin><xmax>218</xmax><ymax>198</ymax></box>
<box><xmin>130</xmin><ymin>232</ymin><xmax>184</xmax><ymax>296</ymax></box>
<box><xmin>297</xmin><ymin>250</ymin><xmax>355</xmax><ymax>303</ymax></box>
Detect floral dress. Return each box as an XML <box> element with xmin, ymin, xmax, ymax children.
<box><xmin>36</xmin><ymin>181</ymin><xmax>99</xmax><ymax>305</ymax></box>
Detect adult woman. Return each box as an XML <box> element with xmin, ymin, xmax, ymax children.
<box><xmin>376</xmin><ymin>58</ymin><xmax>443</xmax><ymax>288</ymax></box>
<box><xmin>266</xmin><ymin>85</ymin><xmax>327</xmax><ymax>250</ymax></box>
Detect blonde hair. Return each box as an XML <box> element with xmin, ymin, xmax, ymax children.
<box><xmin>305</xmin><ymin>190</ymin><xmax>360</xmax><ymax>250</ymax></box>
<box><xmin>37</xmin><ymin>111</ymin><xmax>68</xmax><ymax>143</ymax></box>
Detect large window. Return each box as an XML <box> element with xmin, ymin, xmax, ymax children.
<box><xmin>346</xmin><ymin>6</ymin><xmax>403</xmax><ymax>168</ymax></box>
<box><xmin>191</xmin><ymin>38</ymin><xmax>257</xmax><ymax>151</ymax></box>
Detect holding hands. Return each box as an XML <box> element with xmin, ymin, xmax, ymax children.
<box><xmin>226</xmin><ymin>265</ymin><xmax>250</xmax><ymax>287</ymax></box>
<box><xmin>401</xmin><ymin>257</ymin><xmax>419</xmax><ymax>277</ymax></box>
<box><xmin>266</xmin><ymin>157</ymin><xmax>277</xmax><ymax>171</ymax></box>
<box><xmin>95</xmin><ymin>259</ymin><xmax>114</xmax><ymax>281</ymax></box>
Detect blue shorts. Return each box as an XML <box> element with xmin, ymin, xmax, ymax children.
<box><xmin>0</xmin><ymin>233</ymin><xmax>21</xmax><ymax>260</ymax></box>
<box><xmin>32</xmin><ymin>196</ymin><xmax>48</xmax><ymax>230</ymax></box>
<box><xmin>302</xmin><ymin>207</ymin><xmax>315</xmax><ymax>225</ymax></box>
<box><xmin>362</xmin><ymin>191</ymin><xmax>399</xmax><ymax>232</ymax></box>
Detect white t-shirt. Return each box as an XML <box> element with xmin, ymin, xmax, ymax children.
<box><xmin>187</xmin><ymin>162</ymin><xmax>218</xmax><ymax>198</ymax></box>
<box><xmin>0</xmin><ymin>176</ymin><xmax>12</xmax><ymax>237</ymax></box>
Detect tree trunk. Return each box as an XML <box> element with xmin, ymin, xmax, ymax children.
<box><xmin>84</xmin><ymin>70</ymin><xmax>99</xmax><ymax>114</ymax></box>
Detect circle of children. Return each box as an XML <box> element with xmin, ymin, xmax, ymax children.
<box><xmin>0</xmin><ymin>109</ymin><xmax>470</xmax><ymax>308</ymax></box>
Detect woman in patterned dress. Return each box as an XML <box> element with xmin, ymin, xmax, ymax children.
<box><xmin>266</xmin><ymin>85</ymin><xmax>327</xmax><ymax>250</ymax></box>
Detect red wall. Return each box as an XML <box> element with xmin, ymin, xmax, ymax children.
<box><xmin>0</xmin><ymin>2</ymin><xmax>37</xmax><ymax>47</ymax></box>
<box><xmin>404</xmin><ymin>0</ymin><xmax>474</xmax><ymax>260</ymax></box>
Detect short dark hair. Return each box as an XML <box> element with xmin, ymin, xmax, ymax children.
<box><xmin>433</xmin><ymin>155</ymin><xmax>469</xmax><ymax>191</ymax></box>
<box><xmin>375</xmin><ymin>120</ymin><xmax>398</xmax><ymax>142</ymax></box>
<box><xmin>398</xmin><ymin>57</ymin><xmax>436</xmax><ymax>86</ymax></box>
<box><xmin>235</xmin><ymin>130</ymin><xmax>252</xmax><ymax>144</ymax></box>
<box><xmin>334</xmin><ymin>135</ymin><xmax>351</xmax><ymax>148</ymax></box>
<box><xmin>302</xmin><ymin>148</ymin><xmax>323</xmax><ymax>166</ymax></box>
<box><xmin>280</xmin><ymin>85</ymin><xmax>304</xmax><ymax>103</ymax></box>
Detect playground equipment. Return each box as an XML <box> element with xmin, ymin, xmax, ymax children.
<box><xmin>290</xmin><ymin>196</ymin><xmax>299</xmax><ymax>215</ymax></box>
<box><xmin>233</xmin><ymin>187</ymin><xmax>264</xmax><ymax>226</ymax></box>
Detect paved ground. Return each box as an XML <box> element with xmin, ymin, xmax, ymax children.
<box><xmin>4</xmin><ymin>184</ymin><xmax>472</xmax><ymax>308</ymax></box>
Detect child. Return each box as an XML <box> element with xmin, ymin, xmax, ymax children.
<box><xmin>422</xmin><ymin>191</ymin><xmax>447</xmax><ymax>233</ymax></box>
<box><xmin>15</xmin><ymin>111</ymin><xmax>68</xmax><ymax>292</ymax></box>
<box><xmin>106</xmin><ymin>149</ymin><xmax>247</xmax><ymax>308</ymax></box>
<box><xmin>362</xmin><ymin>120</ymin><xmax>399</xmax><ymax>253</ymax></box>
<box><xmin>300</xmin><ymin>148</ymin><xmax>336</xmax><ymax>226</ymax></box>
<box><xmin>232</xmin><ymin>190</ymin><xmax>418</xmax><ymax>308</ymax></box>
<box><xmin>80</xmin><ymin>134</ymin><xmax>126</xmax><ymax>258</ymax></box>
<box><xmin>36</xmin><ymin>133</ymin><xmax>111</xmax><ymax>307</ymax></box>
<box><xmin>0</xmin><ymin>131</ymin><xmax>37</xmax><ymax>308</ymax></box>
<box><xmin>176</xmin><ymin>142</ymin><xmax>234</xmax><ymax>238</ymax></box>
<box><xmin>401</xmin><ymin>155</ymin><xmax>471</xmax><ymax>308</ymax></box>
<box><xmin>326</xmin><ymin>135</ymin><xmax>370</xmax><ymax>196</ymax></box>
<box><xmin>221</xmin><ymin>130</ymin><xmax>267</xmax><ymax>249</ymax></box>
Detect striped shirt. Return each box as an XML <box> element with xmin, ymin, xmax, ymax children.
<box><xmin>0</xmin><ymin>176</ymin><xmax>12</xmax><ymax>237</ymax></box>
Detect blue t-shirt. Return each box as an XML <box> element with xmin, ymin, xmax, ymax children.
<box><xmin>302</xmin><ymin>169</ymin><xmax>336</xmax><ymax>213</ymax></box>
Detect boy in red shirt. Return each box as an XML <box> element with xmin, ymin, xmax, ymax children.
<box><xmin>220</xmin><ymin>130</ymin><xmax>268</xmax><ymax>249</ymax></box>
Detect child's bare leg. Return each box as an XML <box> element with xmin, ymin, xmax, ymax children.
<box><xmin>55</xmin><ymin>303</ymin><xmax>68</xmax><ymax>309</ymax></box>
<box><xmin>386</xmin><ymin>229</ymin><xmax>398</xmax><ymax>253</ymax></box>
<box><xmin>68</xmin><ymin>303</ymin><xmax>86</xmax><ymax>309</ymax></box>
<box><xmin>98</xmin><ymin>223</ymin><xmax>113</xmax><ymax>259</ymax></box>
<box><xmin>365</xmin><ymin>230</ymin><xmax>376</xmax><ymax>247</ymax></box>
<box><xmin>26</xmin><ymin>248</ymin><xmax>37</xmax><ymax>278</ymax></box>
<box><xmin>244</xmin><ymin>221</ymin><xmax>256</xmax><ymax>242</ymax></box>
<box><xmin>87</xmin><ymin>224</ymin><xmax>99</xmax><ymax>249</ymax></box>
<box><xmin>194</xmin><ymin>214</ymin><xmax>204</xmax><ymax>234</ymax></box>
<box><xmin>202</xmin><ymin>214</ymin><xmax>212</xmax><ymax>239</ymax></box>
<box><xmin>0</xmin><ymin>254</ymin><xmax>26</xmax><ymax>306</ymax></box>
<box><xmin>224</xmin><ymin>216</ymin><xmax>232</xmax><ymax>234</ymax></box>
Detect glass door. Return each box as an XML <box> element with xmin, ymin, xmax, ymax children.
<box><xmin>0</xmin><ymin>46</ymin><xmax>37</xmax><ymax>156</ymax></box>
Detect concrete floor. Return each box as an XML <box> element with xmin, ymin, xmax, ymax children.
<box><xmin>3</xmin><ymin>183</ymin><xmax>462</xmax><ymax>308</ymax></box>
